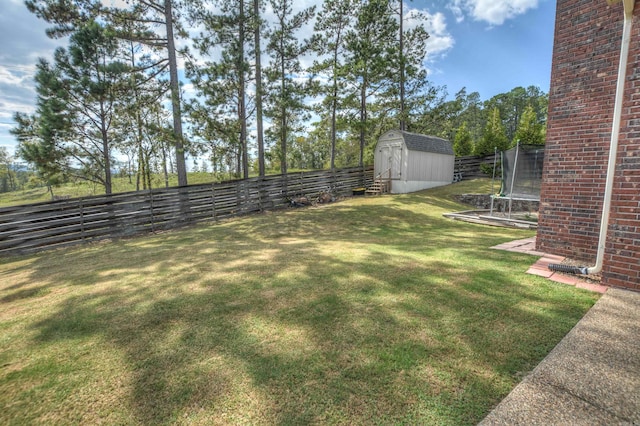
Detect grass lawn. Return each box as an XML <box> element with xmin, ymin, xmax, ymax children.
<box><xmin>0</xmin><ymin>179</ymin><xmax>599</xmax><ymax>425</ymax></box>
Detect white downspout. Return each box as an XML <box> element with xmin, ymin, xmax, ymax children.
<box><xmin>587</xmin><ymin>0</ymin><xmax>635</xmax><ymax>275</ymax></box>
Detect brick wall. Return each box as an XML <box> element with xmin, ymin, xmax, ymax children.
<box><xmin>537</xmin><ymin>0</ymin><xmax>640</xmax><ymax>290</ymax></box>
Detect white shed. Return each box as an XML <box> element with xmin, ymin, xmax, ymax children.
<box><xmin>374</xmin><ymin>130</ymin><xmax>454</xmax><ymax>194</ymax></box>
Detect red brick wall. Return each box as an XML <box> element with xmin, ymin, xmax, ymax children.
<box><xmin>537</xmin><ymin>0</ymin><xmax>640</xmax><ymax>290</ymax></box>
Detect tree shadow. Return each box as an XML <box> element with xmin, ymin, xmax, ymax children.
<box><xmin>2</xmin><ymin>196</ymin><xmax>598</xmax><ymax>424</ymax></box>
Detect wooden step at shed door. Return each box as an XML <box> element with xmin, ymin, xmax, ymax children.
<box><xmin>365</xmin><ymin>178</ymin><xmax>390</xmax><ymax>195</ymax></box>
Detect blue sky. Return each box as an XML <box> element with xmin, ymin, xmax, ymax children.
<box><xmin>0</xmin><ymin>0</ymin><xmax>556</xmax><ymax>158</ymax></box>
<box><xmin>424</xmin><ymin>0</ymin><xmax>556</xmax><ymax>99</ymax></box>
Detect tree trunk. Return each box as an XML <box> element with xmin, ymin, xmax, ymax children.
<box><xmin>236</xmin><ymin>148</ymin><xmax>241</xmax><ymax>177</ymax></box>
<box><xmin>280</xmin><ymin>48</ymin><xmax>287</xmax><ymax>175</ymax></box>
<box><xmin>129</xmin><ymin>41</ymin><xmax>146</xmax><ymax>191</ymax></box>
<box><xmin>100</xmin><ymin>101</ymin><xmax>112</xmax><ymax>195</ymax></box>
<box><xmin>399</xmin><ymin>0</ymin><xmax>405</xmax><ymax>131</ymax></box>
<box><xmin>102</xmin><ymin>134</ymin><xmax>112</xmax><ymax>195</ymax></box>
<box><xmin>254</xmin><ymin>0</ymin><xmax>265</xmax><ymax>176</ymax></box>
<box><xmin>137</xmin><ymin>146</ymin><xmax>144</xmax><ymax>191</ymax></box>
<box><xmin>330</xmin><ymin>41</ymin><xmax>339</xmax><ymax>170</ymax></box>
<box><xmin>144</xmin><ymin>150</ymin><xmax>152</xmax><ymax>189</ymax></box>
<box><xmin>359</xmin><ymin>82</ymin><xmax>367</xmax><ymax>168</ymax></box>
<box><xmin>161</xmin><ymin>140</ymin><xmax>169</xmax><ymax>188</ymax></box>
<box><xmin>7</xmin><ymin>168</ymin><xmax>15</xmax><ymax>191</ymax></box>
<box><xmin>164</xmin><ymin>0</ymin><xmax>188</xmax><ymax>186</ymax></box>
<box><xmin>331</xmin><ymin>85</ymin><xmax>337</xmax><ymax>170</ymax></box>
<box><xmin>239</xmin><ymin>0</ymin><xmax>249</xmax><ymax>179</ymax></box>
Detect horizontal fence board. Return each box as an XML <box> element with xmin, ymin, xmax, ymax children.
<box><xmin>0</xmin><ymin>217</ymin><xmax>114</xmax><ymax>244</ymax></box>
<box><xmin>454</xmin><ymin>154</ymin><xmax>497</xmax><ymax>180</ymax></box>
<box><xmin>0</xmin><ymin>166</ymin><xmax>373</xmax><ymax>256</ymax></box>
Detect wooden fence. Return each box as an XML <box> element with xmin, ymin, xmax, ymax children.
<box><xmin>454</xmin><ymin>153</ymin><xmax>498</xmax><ymax>180</ymax></box>
<box><xmin>0</xmin><ymin>166</ymin><xmax>373</xmax><ymax>256</ymax></box>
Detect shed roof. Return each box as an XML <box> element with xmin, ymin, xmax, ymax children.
<box><xmin>401</xmin><ymin>131</ymin><xmax>454</xmax><ymax>156</ymax></box>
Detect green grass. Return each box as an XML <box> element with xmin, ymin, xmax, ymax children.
<box><xmin>0</xmin><ymin>179</ymin><xmax>599</xmax><ymax>425</ymax></box>
<box><xmin>0</xmin><ymin>170</ymin><xmax>299</xmax><ymax>207</ymax></box>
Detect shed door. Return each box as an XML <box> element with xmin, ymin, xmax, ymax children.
<box><xmin>390</xmin><ymin>144</ymin><xmax>403</xmax><ymax>179</ymax></box>
<box><xmin>379</xmin><ymin>143</ymin><xmax>402</xmax><ymax>179</ymax></box>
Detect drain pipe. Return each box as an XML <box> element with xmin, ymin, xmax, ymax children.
<box><xmin>550</xmin><ymin>0</ymin><xmax>635</xmax><ymax>276</ymax></box>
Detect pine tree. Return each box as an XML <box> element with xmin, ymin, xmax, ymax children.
<box><xmin>513</xmin><ymin>104</ymin><xmax>545</xmax><ymax>146</ymax></box>
<box><xmin>0</xmin><ymin>148</ymin><xmax>17</xmax><ymax>193</ymax></box>
<box><xmin>311</xmin><ymin>0</ymin><xmax>355</xmax><ymax>170</ymax></box>
<box><xmin>253</xmin><ymin>0</ymin><xmax>266</xmax><ymax>176</ymax></box>
<box><xmin>344</xmin><ymin>0</ymin><xmax>396</xmax><ymax>167</ymax></box>
<box><xmin>475</xmin><ymin>107</ymin><xmax>509</xmax><ymax>155</ymax></box>
<box><xmin>112</xmin><ymin>30</ymin><xmax>170</xmax><ymax>192</ymax></box>
<box><xmin>26</xmin><ymin>0</ymin><xmax>190</xmax><ymax>186</ymax></box>
<box><xmin>187</xmin><ymin>0</ymin><xmax>253</xmax><ymax>178</ymax></box>
<box><xmin>398</xmin><ymin>0</ymin><xmax>405</xmax><ymax>131</ymax></box>
<box><xmin>163</xmin><ymin>0</ymin><xmax>188</xmax><ymax>186</ymax></box>
<box><xmin>63</xmin><ymin>22</ymin><xmax>129</xmax><ymax>193</ymax></box>
<box><xmin>483</xmin><ymin>86</ymin><xmax>548</xmax><ymax>143</ymax></box>
<box><xmin>264</xmin><ymin>0</ymin><xmax>316</xmax><ymax>175</ymax></box>
<box><xmin>453</xmin><ymin>122</ymin><xmax>473</xmax><ymax>156</ymax></box>
<box><xmin>11</xmin><ymin>112</ymin><xmax>68</xmax><ymax>199</ymax></box>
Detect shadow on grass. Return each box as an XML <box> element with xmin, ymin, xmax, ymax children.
<box><xmin>1</xmin><ymin>195</ymin><xmax>598</xmax><ymax>425</ymax></box>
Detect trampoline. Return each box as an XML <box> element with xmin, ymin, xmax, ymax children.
<box><xmin>490</xmin><ymin>143</ymin><xmax>545</xmax><ymax>218</ymax></box>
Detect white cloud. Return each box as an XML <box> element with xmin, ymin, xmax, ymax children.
<box><xmin>448</xmin><ymin>4</ymin><xmax>465</xmax><ymax>23</ymax></box>
<box><xmin>403</xmin><ymin>6</ymin><xmax>454</xmax><ymax>65</ymax></box>
<box><xmin>422</xmin><ymin>11</ymin><xmax>455</xmax><ymax>62</ymax></box>
<box><xmin>449</xmin><ymin>0</ymin><xmax>539</xmax><ymax>26</ymax></box>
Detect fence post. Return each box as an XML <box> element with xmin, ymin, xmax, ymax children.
<box><xmin>300</xmin><ymin>171</ymin><xmax>304</xmax><ymax>195</ymax></box>
<box><xmin>244</xmin><ymin>179</ymin><xmax>250</xmax><ymax>213</ymax></box>
<box><xmin>332</xmin><ymin>168</ymin><xmax>337</xmax><ymax>194</ymax></box>
<box><xmin>80</xmin><ymin>198</ymin><xmax>85</xmax><ymax>241</ymax></box>
<box><xmin>257</xmin><ymin>177</ymin><xmax>264</xmax><ymax>212</ymax></box>
<box><xmin>148</xmin><ymin>189</ymin><xmax>155</xmax><ymax>232</ymax></box>
<box><xmin>235</xmin><ymin>180</ymin><xmax>242</xmax><ymax>214</ymax></box>
<box><xmin>211</xmin><ymin>183</ymin><xmax>217</xmax><ymax>220</ymax></box>
<box><xmin>177</xmin><ymin>186</ymin><xmax>191</xmax><ymax>225</ymax></box>
<box><xmin>283</xmin><ymin>172</ymin><xmax>288</xmax><ymax>198</ymax></box>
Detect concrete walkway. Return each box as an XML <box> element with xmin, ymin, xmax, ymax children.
<box><xmin>480</xmin><ymin>238</ymin><xmax>640</xmax><ymax>425</ymax></box>
<box><xmin>480</xmin><ymin>288</ymin><xmax>640</xmax><ymax>425</ymax></box>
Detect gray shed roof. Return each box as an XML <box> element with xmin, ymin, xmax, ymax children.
<box><xmin>401</xmin><ymin>131</ymin><xmax>454</xmax><ymax>156</ymax></box>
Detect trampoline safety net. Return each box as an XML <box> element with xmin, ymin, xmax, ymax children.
<box><xmin>500</xmin><ymin>144</ymin><xmax>545</xmax><ymax>200</ymax></box>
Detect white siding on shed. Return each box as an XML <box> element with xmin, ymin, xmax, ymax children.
<box><xmin>374</xmin><ymin>130</ymin><xmax>454</xmax><ymax>194</ymax></box>
<box><xmin>405</xmin><ymin>151</ymin><xmax>454</xmax><ymax>182</ymax></box>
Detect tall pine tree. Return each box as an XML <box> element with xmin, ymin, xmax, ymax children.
<box><xmin>311</xmin><ymin>0</ymin><xmax>355</xmax><ymax>170</ymax></box>
<box><xmin>188</xmin><ymin>0</ymin><xmax>253</xmax><ymax>178</ymax></box>
<box><xmin>513</xmin><ymin>104</ymin><xmax>545</xmax><ymax>146</ymax></box>
<box><xmin>264</xmin><ymin>0</ymin><xmax>315</xmax><ymax>175</ymax></box>
<box><xmin>453</xmin><ymin>122</ymin><xmax>473</xmax><ymax>156</ymax></box>
<box><xmin>253</xmin><ymin>0</ymin><xmax>266</xmax><ymax>176</ymax></box>
<box><xmin>44</xmin><ymin>21</ymin><xmax>129</xmax><ymax>194</ymax></box>
<box><xmin>344</xmin><ymin>0</ymin><xmax>396</xmax><ymax>167</ymax></box>
<box><xmin>26</xmin><ymin>0</ymin><xmax>190</xmax><ymax>186</ymax></box>
<box><xmin>475</xmin><ymin>107</ymin><xmax>509</xmax><ymax>155</ymax></box>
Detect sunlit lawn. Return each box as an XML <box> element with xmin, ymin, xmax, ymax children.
<box><xmin>0</xmin><ymin>180</ymin><xmax>599</xmax><ymax>425</ymax></box>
